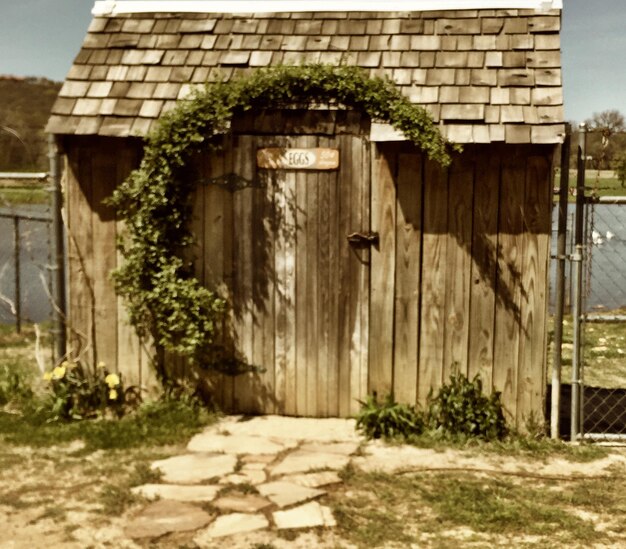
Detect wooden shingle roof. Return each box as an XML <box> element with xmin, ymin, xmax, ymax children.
<box><xmin>47</xmin><ymin>7</ymin><xmax>564</xmax><ymax>144</ymax></box>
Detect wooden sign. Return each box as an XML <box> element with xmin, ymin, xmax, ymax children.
<box><xmin>257</xmin><ymin>148</ymin><xmax>339</xmax><ymax>170</ymax></box>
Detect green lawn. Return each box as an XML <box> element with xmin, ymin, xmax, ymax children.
<box><xmin>0</xmin><ymin>180</ymin><xmax>49</xmax><ymax>207</ymax></box>
<box><xmin>554</xmin><ymin>169</ymin><xmax>626</xmax><ymax>201</ymax></box>
<box><xmin>548</xmin><ymin>315</ymin><xmax>626</xmax><ymax>389</ymax></box>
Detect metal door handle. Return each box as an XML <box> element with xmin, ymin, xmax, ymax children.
<box><xmin>347</xmin><ymin>231</ymin><xmax>379</xmax><ymax>246</ymax></box>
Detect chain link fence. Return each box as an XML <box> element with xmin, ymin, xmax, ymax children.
<box><xmin>0</xmin><ymin>174</ymin><xmax>54</xmax><ymax>331</ymax></box>
<box><xmin>580</xmin><ymin>199</ymin><xmax>626</xmax><ymax>440</ymax></box>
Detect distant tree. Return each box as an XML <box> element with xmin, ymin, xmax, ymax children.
<box><xmin>0</xmin><ymin>77</ymin><xmax>61</xmax><ymax>171</ymax></box>
<box><xmin>617</xmin><ymin>154</ymin><xmax>626</xmax><ymax>188</ymax></box>
<box><xmin>585</xmin><ymin>109</ymin><xmax>626</xmax><ymax>170</ymax></box>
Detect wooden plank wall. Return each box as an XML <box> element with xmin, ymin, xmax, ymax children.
<box><xmin>64</xmin><ymin>137</ymin><xmax>156</xmax><ymax>392</ymax></box>
<box><xmin>64</xmin><ymin>127</ymin><xmax>553</xmax><ymax>427</ymax></box>
<box><xmin>196</xmin><ymin>128</ymin><xmax>371</xmax><ymax>417</ymax></box>
<box><xmin>370</xmin><ymin>143</ymin><xmax>553</xmax><ymax>427</ymax></box>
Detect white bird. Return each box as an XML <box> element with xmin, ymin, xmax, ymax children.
<box><xmin>606</xmin><ymin>230</ymin><xmax>615</xmax><ymax>241</ymax></box>
<box><xmin>592</xmin><ymin>230</ymin><xmax>604</xmax><ymax>245</ymax></box>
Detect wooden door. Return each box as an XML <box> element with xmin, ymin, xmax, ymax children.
<box><xmin>225</xmin><ymin>133</ymin><xmax>371</xmax><ymax>417</ymax></box>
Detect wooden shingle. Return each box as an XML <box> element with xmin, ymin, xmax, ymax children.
<box><xmin>48</xmin><ymin>8</ymin><xmax>564</xmax><ymax>143</ymax></box>
<box><xmin>179</xmin><ymin>18</ymin><xmax>217</xmax><ymax>33</ymax></box>
<box><xmin>73</xmin><ymin>98</ymin><xmax>102</xmax><ymax>116</ymax></box>
<box><xmin>121</xmin><ymin>19</ymin><xmax>155</xmax><ymax>34</ymax></box>
<box><xmin>51</xmin><ymin>97</ymin><xmax>76</xmax><ymax>115</ymax></box>
<box><xmin>528</xmin><ymin>16</ymin><xmax>560</xmax><ymax>33</ymax></box>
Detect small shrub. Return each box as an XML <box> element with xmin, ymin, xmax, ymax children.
<box><xmin>356</xmin><ymin>394</ymin><xmax>424</xmax><ymax>440</ymax></box>
<box><xmin>427</xmin><ymin>373</ymin><xmax>507</xmax><ymax>441</ymax></box>
<box><xmin>41</xmin><ymin>361</ymin><xmax>139</xmax><ymax>421</ymax></box>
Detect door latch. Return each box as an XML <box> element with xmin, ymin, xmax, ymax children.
<box><xmin>347</xmin><ymin>231</ymin><xmax>379</xmax><ymax>246</ymax></box>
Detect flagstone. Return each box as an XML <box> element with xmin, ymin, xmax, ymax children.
<box><xmin>151</xmin><ymin>453</ymin><xmax>237</xmax><ymax>484</ymax></box>
<box><xmin>299</xmin><ymin>441</ymin><xmax>360</xmax><ymax>456</ymax></box>
<box><xmin>212</xmin><ymin>494</ymin><xmax>272</xmax><ymax>513</ymax></box>
<box><xmin>243</xmin><ymin>461</ymin><xmax>271</xmax><ymax>471</ymax></box>
<box><xmin>257</xmin><ymin>481</ymin><xmax>325</xmax><ymax>508</ymax></box>
<box><xmin>273</xmin><ymin>501</ymin><xmax>336</xmax><ymax>530</ymax></box>
<box><xmin>279</xmin><ymin>471</ymin><xmax>342</xmax><ymax>488</ymax></box>
<box><xmin>270</xmin><ymin>450</ymin><xmax>350</xmax><ymax>476</ymax></box>
<box><xmin>131</xmin><ymin>483</ymin><xmax>220</xmax><ymax>502</ymax></box>
<box><xmin>187</xmin><ymin>433</ymin><xmax>287</xmax><ymax>455</ymax></box>
<box><xmin>214</xmin><ymin>416</ymin><xmax>359</xmax><ymax>442</ymax></box>
<box><xmin>241</xmin><ymin>453</ymin><xmax>278</xmax><ymax>465</ymax></box>
<box><xmin>124</xmin><ymin>500</ymin><xmax>213</xmax><ymax>539</ymax></box>
<box><xmin>194</xmin><ymin>513</ymin><xmax>269</xmax><ymax>540</ymax></box>
<box><xmin>220</xmin><ymin>469</ymin><xmax>267</xmax><ymax>485</ymax></box>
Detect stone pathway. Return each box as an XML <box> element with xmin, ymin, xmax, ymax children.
<box><xmin>125</xmin><ymin>415</ymin><xmax>360</xmax><ymax>543</ymax></box>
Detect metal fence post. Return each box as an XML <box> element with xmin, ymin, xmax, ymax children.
<box><xmin>571</xmin><ymin>123</ymin><xmax>587</xmax><ymax>442</ymax></box>
<box><xmin>551</xmin><ymin>123</ymin><xmax>571</xmax><ymax>440</ymax></box>
<box><xmin>13</xmin><ymin>216</ymin><xmax>21</xmax><ymax>333</ymax></box>
<box><xmin>48</xmin><ymin>134</ymin><xmax>67</xmax><ymax>362</ymax></box>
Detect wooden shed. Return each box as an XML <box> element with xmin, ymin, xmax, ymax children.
<box><xmin>47</xmin><ymin>0</ymin><xmax>565</xmax><ymax>426</ymax></box>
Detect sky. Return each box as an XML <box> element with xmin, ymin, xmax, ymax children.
<box><xmin>0</xmin><ymin>0</ymin><xmax>624</xmax><ymax>123</ymax></box>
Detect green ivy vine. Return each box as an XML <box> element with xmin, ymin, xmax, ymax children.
<box><xmin>109</xmin><ymin>64</ymin><xmax>454</xmax><ymax>373</ymax></box>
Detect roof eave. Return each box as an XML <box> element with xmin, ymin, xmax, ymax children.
<box><xmin>93</xmin><ymin>0</ymin><xmax>563</xmax><ymax>16</ymax></box>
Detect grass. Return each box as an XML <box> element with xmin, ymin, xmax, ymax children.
<box><xmin>0</xmin><ymin>398</ymin><xmax>216</xmax><ymax>451</ymax></box>
<box><xmin>0</xmin><ymin>320</ymin><xmax>221</xmax><ymax>539</ymax></box>
<box><xmin>331</xmin><ymin>467</ymin><xmax>626</xmax><ymax>548</ymax></box>
<box><xmin>0</xmin><ymin>323</ymin><xmax>218</xmax><ymax>451</ymax></box>
<box><xmin>0</xmin><ymin>186</ymin><xmax>49</xmax><ymax>206</ymax></box>
<box><xmin>548</xmin><ymin>315</ymin><xmax>626</xmax><ymax>389</ymax></box>
<box><xmin>0</xmin><ymin>321</ymin><xmax>624</xmax><ymax>547</ymax></box>
<box><xmin>554</xmin><ymin>169</ymin><xmax>625</xmax><ymax>201</ymax></box>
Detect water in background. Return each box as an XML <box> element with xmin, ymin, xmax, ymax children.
<box><xmin>550</xmin><ymin>203</ymin><xmax>626</xmax><ymax>313</ymax></box>
<box><xmin>0</xmin><ymin>205</ymin><xmax>52</xmax><ymax>324</ymax></box>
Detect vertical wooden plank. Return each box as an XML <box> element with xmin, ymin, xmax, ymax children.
<box><xmin>220</xmin><ymin>140</ymin><xmax>236</xmax><ymax>412</ymax></box>
<box><xmin>355</xmin><ymin>136</ymin><xmax>371</xmax><ymax>415</ymax></box>
<box><xmin>282</xmin><ymin>141</ymin><xmax>298</xmax><ymax>416</ymax></box>
<box><xmin>91</xmin><ymin>149</ymin><xmax>119</xmax><ymax>372</ymax></box>
<box><xmin>273</xmin><ymin>137</ymin><xmax>288</xmax><ymax>414</ymax></box>
<box><xmin>442</xmin><ymin>156</ymin><xmax>475</xmax><ymax>380</ymax></box>
<box><xmin>115</xmin><ymin>145</ymin><xmax>142</xmax><ymax>387</ymax></box>
<box><xmin>295</xmin><ymin>135</ymin><xmax>315</xmax><ymax>416</ymax></box>
<box><xmin>393</xmin><ymin>152</ymin><xmax>422</xmax><ymax>405</ymax></box>
<box><xmin>337</xmin><ymin>134</ymin><xmax>354</xmax><ymax>417</ymax></box>
<box><xmin>327</xmin><ymin>135</ymin><xmax>341</xmax><ymax>418</ymax></box>
<box><xmin>248</xmin><ymin>137</ymin><xmax>273</xmax><ymax>414</ymax></box>
<box><xmin>369</xmin><ymin>143</ymin><xmax>396</xmax><ymax>399</ymax></box>
<box><xmin>67</xmin><ymin>146</ymin><xmax>94</xmax><ymax>367</ymax></box>
<box><xmin>232</xmin><ymin>134</ymin><xmax>256</xmax><ymax>413</ymax></box>
<box><xmin>517</xmin><ymin>153</ymin><xmax>551</xmax><ymax>427</ymax></box>
<box><xmin>468</xmin><ymin>151</ymin><xmax>501</xmax><ymax>388</ymax></box>
<box><xmin>493</xmin><ymin>149</ymin><xmax>526</xmax><ymax>426</ymax></box>
<box><xmin>200</xmin><ymin>151</ymin><xmax>227</xmax><ymax>411</ymax></box>
<box><xmin>418</xmin><ymin>158</ymin><xmax>449</xmax><ymax>404</ymax></box>
<box><xmin>316</xmin><ymin>137</ymin><xmax>333</xmax><ymax>416</ymax></box>
<box><xmin>257</xmin><ymin>159</ymin><xmax>276</xmax><ymax>415</ymax></box>
<box><xmin>305</xmin><ymin>145</ymin><xmax>320</xmax><ymax>416</ymax></box>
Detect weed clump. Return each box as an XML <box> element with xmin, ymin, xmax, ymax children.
<box><xmin>356</xmin><ymin>373</ymin><xmax>507</xmax><ymax>442</ymax></box>
<box><xmin>427</xmin><ymin>373</ymin><xmax>507</xmax><ymax>441</ymax></box>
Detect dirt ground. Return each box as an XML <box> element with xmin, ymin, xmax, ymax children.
<box><xmin>1</xmin><ymin>436</ymin><xmax>626</xmax><ymax>549</ymax></box>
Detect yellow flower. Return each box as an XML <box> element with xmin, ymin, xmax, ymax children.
<box><xmin>43</xmin><ymin>371</ymin><xmax>52</xmax><ymax>381</ymax></box>
<box><xmin>97</xmin><ymin>361</ymin><xmax>106</xmax><ymax>369</ymax></box>
<box><xmin>108</xmin><ymin>389</ymin><xmax>118</xmax><ymax>400</ymax></box>
<box><xmin>105</xmin><ymin>373</ymin><xmax>120</xmax><ymax>388</ymax></box>
<box><xmin>52</xmin><ymin>365</ymin><xmax>66</xmax><ymax>380</ymax></box>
